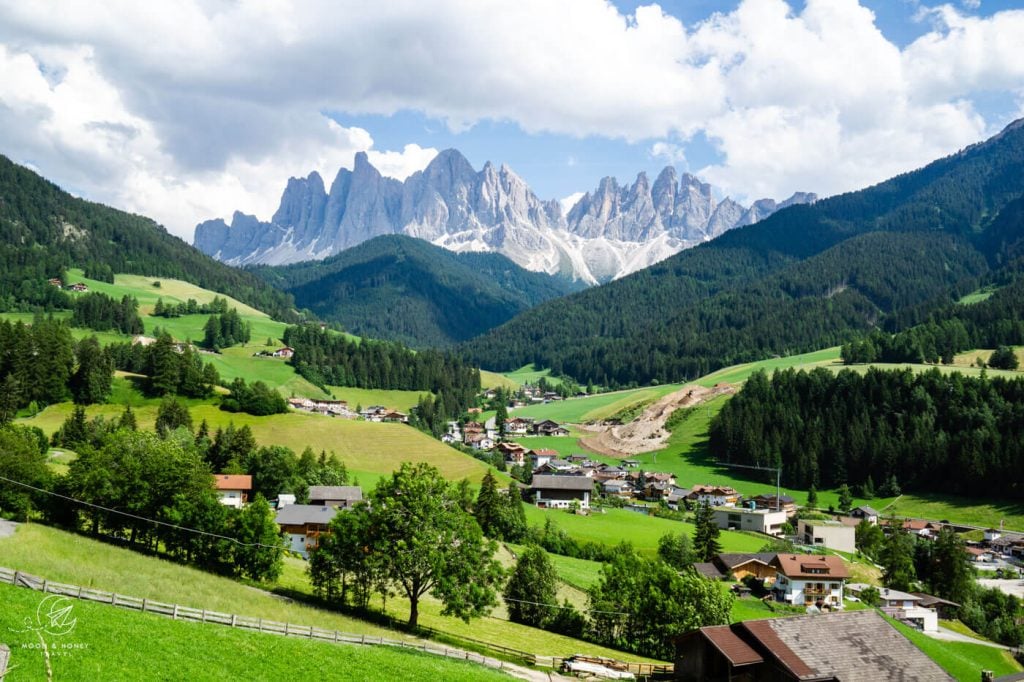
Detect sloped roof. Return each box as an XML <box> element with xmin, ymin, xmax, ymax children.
<box><xmin>700</xmin><ymin>626</ymin><xmax>763</xmax><ymax>667</ymax></box>
<box><xmin>772</xmin><ymin>554</ymin><xmax>850</xmax><ymax>579</ymax></box>
<box><xmin>274</xmin><ymin>504</ymin><xmax>338</xmax><ymax>526</ymax></box>
<box><xmin>716</xmin><ymin>553</ymin><xmax>777</xmax><ymax>570</ymax></box>
<box><xmin>745</xmin><ymin>609</ymin><xmax>954</xmax><ymax>681</ymax></box>
<box><xmin>307</xmin><ymin>486</ymin><xmax>362</xmax><ymax>502</ymax></box>
<box><xmin>530</xmin><ymin>475</ymin><xmax>593</xmax><ymax>491</ymax></box>
<box><xmin>530</xmin><ymin>449</ymin><xmax>560</xmax><ymax>457</ymax></box>
<box><xmin>213</xmin><ymin>474</ymin><xmax>252</xmax><ymax>490</ymax></box>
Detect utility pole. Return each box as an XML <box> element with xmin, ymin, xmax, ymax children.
<box><xmin>722</xmin><ymin>462</ymin><xmax>783</xmax><ymax>511</ymax></box>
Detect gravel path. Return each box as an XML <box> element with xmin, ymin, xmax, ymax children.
<box><xmin>924</xmin><ymin>627</ymin><xmax>1011</xmax><ymax>650</ymax></box>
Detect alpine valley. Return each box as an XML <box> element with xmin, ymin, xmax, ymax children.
<box><xmin>193</xmin><ymin>149</ymin><xmax>815</xmax><ymax>284</ymax></box>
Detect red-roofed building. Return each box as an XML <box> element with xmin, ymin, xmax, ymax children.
<box><xmin>771</xmin><ymin>554</ymin><xmax>849</xmax><ymax>609</ymax></box>
<box><xmin>213</xmin><ymin>474</ymin><xmax>252</xmax><ymax>508</ymax></box>
<box><xmin>529</xmin><ymin>449</ymin><xmax>559</xmax><ymax>471</ymax></box>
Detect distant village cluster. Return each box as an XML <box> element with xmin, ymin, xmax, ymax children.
<box><xmin>285</xmin><ymin>397</ymin><xmax>407</xmax><ymax>423</ymax></box>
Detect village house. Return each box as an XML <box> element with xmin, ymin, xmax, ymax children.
<box><xmin>847</xmin><ymin>583</ymin><xmax>938</xmax><ymax>632</ymax></box>
<box><xmin>529</xmin><ymin>448</ymin><xmax>560</xmax><ymax>470</ymax></box>
<box><xmin>849</xmin><ymin>505</ymin><xmax>880</xmax><ymax>524</ymax></box>
<box><xmin>307</xmin><ymin>486</ymin><xmax>362</xmax><ymax>509</ymax></box>
<box><xmin>621</xmin><ymin>459</ymin><xmax>640</xmax><ymax>468</ymax></box>
<box><xmin>47</xmin><ymin>277</ymin><xmax>63</xmax><ymax>288</ymax></box>
<box><xmin>535</xmin><ymin>459</ymin><xmax>577</xmax><ymax>475</ymax></box>
<box><xmin>713</xmin><ymin>506</ymin><xmax>788</xmax><ymax>537</ymax></box>
<box><xmin>674</xmin><ymin>609</ymin><xmax>952</xmax><ymax>682</ymax></box>
<box><xmin>131</xmin><ymin>335</ymin><xmax>157</xmax><ymax>347</ymax></box>
<box><xmin>381</xmin><ymin>411</ymin><xmax>408</xmax><ymax>423</ymax></box>
<box><xmin>644</xmin><ymin>481</ymin><xmax>674</xmax><ymax>502</ymax></box>
<box><xmin>771</xmin><ymin>553</ymin><xmax>849</xmax><ymax>609</ymax></box>
<box><xmin>911</xmin><ymin>592</ymin><xmax>962</xmax><ymax>619</ymax></box>
<box><xmin>532</xmin><ymin>419</ymin><xmax>569</xmax><ymax>436</ymax></box>
<box><xmin>798</xmin><ymin>519</ymin><xmax>856</xmax><ymax>553</ymax></box>
<box><xmin>592</xmin><ymin>465</ymin><xmax>626</xmax><ymax>483</ymax></box>
<box><xmin>751</xmin><ymin>493</ymin><xmax>797</xmax><ymax>517</ymax></box>
<box><xmin>213</xmin><ymin>474</ymin><xmax>252</xmax><ymax>508</ymax></box>
<box><xmin>289</xmin><ymin>398</ymin><xmax>353</xmax><ymax>417</ymax></box>
<box><xmin>965</xmin><ymin>546</ymin><xmax>996</xmax><ymax>562</ymax></box>
<box><xmin>687</xmin><ymin>484</ymin><xmax>742</xmax><ymax>507</ymax></box>
<box><xmin>495</xmin><ymin>442</ymin><xmax>529</xmax><ymax>466</ymax></box>
<box><xmin>666</xmin><ymin>487</ymin><xmax>689</xmax><ymax>510</ymax></box>
<box><xmin>68</xmin><ymin>282</ymin><xmax>89</xmax><ymax>292</ymax></box>
<box><xmin>529</xmin><ymin>475</ymin><xmax>593</xmax><ymax>510</ymax></box>
<box><xmin>361</xmin><ymin>406</ymin><xmax>389</xmax><ymax>421</ymax></box>
<box><xmin>601</xmin><ymin>479</ymin><xmax>633</xmax><ymax>498</ymax></box>
<box><xmin>466</xmin><ymin>434</ymin><xmax>495</xmax><ymax>450</ymax></box>
<box><xmin>697</xmin><ymin>553</ymin><xmax>778</xmax><ymax>582</ymax></box>
<box><xmin>271</xmin><ymin>346</ymin><xmax>294</xmax><ymax>358</ymax></box>
<box><xmin>274</xmin><ymin>504</ymin><xmax>338</xmax><ymax>557</ymax></box>
<box><xmin>504</xmin><ymin>417</ymin><xmax>532</xmax><ymax>436</ymax></box>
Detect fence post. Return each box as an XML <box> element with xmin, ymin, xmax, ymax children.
<box><xmin>258</xmin><ymin>618</ymin><xmax>263</xmax><ymax>633</ymax></box>
<box><xmin>284</xmin><ymin>623</ymin><xmax>289</xmax><ymax>636</ymax></box>
<box><xmin>231</xmin><ymin>615</ymin><xmax>236</xmax><ymax>627</ymax></box>
<box><xmin>142</xmin><ymin>599</ymin><xmax>147</xmax><ymax>613</ymax></box>
<box><xmin>201</xmin><ymin>609</ymin><xmax>206</xmax><ymax>623</ymax></box>
<box><xmin>77</xmin><ymin>586</ymin><xmax>82</xmax><ymax>599</ymax></box>
<box><xmin>173</xmin><ymin>605</ymin><xmax>179</xmax><ymax>620</ymax></box>
<box><xmin>42</xmin><ymin>580</ymin><xmax>48</xmax><ymax>593</ymax></box>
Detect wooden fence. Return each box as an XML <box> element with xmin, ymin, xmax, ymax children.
<box><xmin>0</xmin><ymin>567</ymin><xmax>512</xmax><ymax>673</ymax></box>
<box><xmin>0</xmin><ymin>566</ymin><xmax>674</xmax><ymax>679</ymax></box>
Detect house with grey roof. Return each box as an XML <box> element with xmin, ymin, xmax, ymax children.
<box><xmin>275</xmin><ymin>504</ymin><xmax>340</xmax><ymax>557</ymax></box>
<box><xmin>307</xmin><ymin>485</ymin><xmax>363</xmax><ymax>509</ymax></box>
<box><xmin>675</xmin><ymin>609</ymin><xmax>953</xmax><ymax>681</ymax></box>
<box><xmin>529</xmin><ymin>475</ymin><xmax>593</xmax><ymax>510</ymax></box>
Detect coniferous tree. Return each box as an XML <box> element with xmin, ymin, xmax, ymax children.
<box><xmin>70</xmin><ymin>336</ymin><xmax>113</xmax><ymax>405</ymax></box>
<box><xmin>881</xmin><ymin>522</ymin><xmax>917</xmax><ymax>591</ymax></box>
<box><xmin>503</xmin><ymin>545</ymin><xmax>558</xmax><ymax>628</ymax></box>
<box><xmin>474</xmin><ymin>470</ymin><xmax>503</xmax><ymax>539</ymax></box>
<box><xmin>693</xmin><ymin>500</ymin><xmax>722</xmax><ymax>562</ymax></box>
<box><xmin>837</xmin><ymin>484</ymin><xmax>854</xmax><ymax>513</ymax></box>
<box><xmin>118</xmin><ymin>406</ymin><xmax>137</xmax><ymax>431</ymax></box>
<box><xmin>503</xmin><ymin>483</ymin><xmax>528</xmax><ymax>542</ymax></box>
<box><xmin>155</xmin><ymin>396</ymin><xmax>192</xmax><ymax>438</ymax></box>
<box><xmin>806</xmin><ymin>484</ymin><xmax>818</xmax><ymax>508</ymax></box>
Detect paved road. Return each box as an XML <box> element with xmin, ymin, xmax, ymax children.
<box><xmin>0</xmin><ymin>519</ymin><xmax>18</xmax><ymax>539</ymax></box>
<box><xmin>978</xmin><ymin>578</ymin><xmax>1024</xmax><ymax>599</ymax></box>
<box><xmin>924</xmin><ymin>626</ymin><xmax>1011</xmax><ymax>650</ymax></box>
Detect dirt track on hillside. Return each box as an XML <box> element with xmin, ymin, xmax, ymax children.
<box><xmin>578</xmin><ymin>383</ymin><xmax>735</xmax><ymax>458</ymax></box>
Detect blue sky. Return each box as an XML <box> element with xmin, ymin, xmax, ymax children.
<box><xmin>0</xmin><ymin>0</ymin><xmax>1022</xmax><ymax>237</ymax></box>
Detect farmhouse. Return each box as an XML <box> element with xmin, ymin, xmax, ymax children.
<box><xmin>713</xmin><ymin>553</ymin><xmax>778</xmax><ymax>582</ymax></box>
<box><xmin>495</xmin><ymin>442</ymin><xmax>529</xmax><ymax>466</ymax></box>
<box><xmin>504</xmin><ymin>417</ymin><xmax>532</xmax><ymax>436</ymax></box>
<box><xmin>274</xmin><ymin>504</ymin><xmax>338</xmax><ymax>557</ymax></box>
<box><xmin>771</xmin><ymin>554</ymin><xmax>849</xmax><ymax>609</ymax></box>
<box><xmin>47</xmin><ymin>277</ymin><xmax>63</xmax><ymax>288</ymax></box>
<box><xmin>68</xmin><ymin>282</ymin><xmax>89</xmax><ymax>292</ymax></box>
<box><xmin>307</xmin><ymin>486</ymin><xmax>362</xmax><ymax>509</ymax></box>
<box><xmin>847</xmin><ymin>583</ymin><xmax>938</xmax><ymax>632</ymax></box>
<box><xmin>271</xmin><ymin>346</ymin><xmax>294</xmax><ymax>358</ymax></box>
<box><xmin>213</xmin><ymin>474</ymin><xmax>251</xmax><ymax>508</ymax></box>
<box><xmin>674</xmin><ymin>609</ymin><xmax>952</xmax><ymax>681</ymax></box>
<box><xmin>529</xmin><ymin>475</ymin><xmax>593</xmax><ymax>510</ymax></box>
<box><xmin>381</xmin><ymin>411</ymin><xmax>408</xmax><ymax>423</ymax></box>
<box><xmin>533</xmin><ymin>419</ymin><xmax>569</xmax><ymax>436</ymax></box>
<box><xmin>849</xmin><ymin>505</ymin><xmax>880</xmax><ymax>524</ymax></box>
<box><xmin>797</xmin><ymin>519</ymin><xmax>856</xmax><ymax>553</ymax></box>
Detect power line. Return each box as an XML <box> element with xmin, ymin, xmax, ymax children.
<box><xmin>0</xmin><ymin>474</ymin><xmax>284</xmax><ymax>550</ymax></box>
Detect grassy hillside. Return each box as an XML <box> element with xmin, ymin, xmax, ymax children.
<box><xmin>888</xmin><ymin>617</ymin><xmax>1022</xmax><ymax>681</ymax></box>
<box><xmin>19</xmin><ymin>399</ymin><xmax>496</xmax><ymax>486</ymax></box>
<box><xmin>0</xmin><ymin>582</ymin><xmax>509</xmax><ymax>682</ymax></box>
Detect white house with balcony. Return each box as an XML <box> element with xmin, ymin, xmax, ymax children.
<box><xmin>771</xmin><ymin>554</ymin><xmax>849</xmax><ymax>609</ymax></box>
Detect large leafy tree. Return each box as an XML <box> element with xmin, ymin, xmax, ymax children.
<box><xmin>503</xmin><ymin>545</ymin><xmax>558</xmax><ymax>627</ymax></box>
<box><xmin>658</xmin><ymin>531</ymin><xmax>695</xmax><ymax>570</ymax></box>
<box><xmin>588</xmin><ymin>545</ymin><xmax>732</xmax><ymax>660</ymax></box>
<box><xmin>0</xmin><ymin>425</ymin><xmax>51</xmax><ymax>520</ymax></box>
<box><xmin>367</xmin><ymin>462</ymin><xmax>504</xmax><ymax>627</ymax></box>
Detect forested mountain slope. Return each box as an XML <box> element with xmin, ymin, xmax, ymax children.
<box><xmin>0</xmin><ymin>155</ymin><xmax>298</xmax><ymax>321</ymax></box>
<box><xmin>250</xmin><ymin>234</ymin><xmax>582</xmax><ymax>347</ymax></box>
<box><xmin>461</xmin><ymin>119</ymin><xmax>1024</xmax><ymax>386</ymax></box>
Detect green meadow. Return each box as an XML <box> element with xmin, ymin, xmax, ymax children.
<box><xmin>0</xmin><ymin>582</ymin><xmax>510</xmax><ymax>682</ymax></box>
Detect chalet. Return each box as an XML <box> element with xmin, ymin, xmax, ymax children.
<box><xmin>495</xmin><ymin>442</ymin><xmax>529</xmax><ymax>466</ymax></box>
<box><xmin>466</xmin><ymin>434</ymin><xmax>495</xmax><ymax>450</ymax></box>
<box><xmin>533</xmin><ymin>419</ymin><xmax>569</xmax><ymax>437</ymax></box>
<box><xmin>711</xmin><ymin>553</ymin><xmax>778</xmax><ymax>582</ymax></box>
<box><xmin>361</xmin><ymin>406</ymin><xmax>389</xmax><ymax>421</ymax></box>
<box><xmin>441</xmin><ymin>433</ymin><xmax>458</xmax><ymax>444</ymax></box>
<box><xmin>687</xmin><ymin>484</ymin><xmax>741</xmax><ymax>507</ymax></box>
<box><xmin>644</xmin><ymin>481</ymin><xmax>674</xmax><ymax>502</ymax></box>
<box><xmin>68</xmin><ymin>282</ymin><xmax>89</xmax><ymax>292</ymax></box>
<box><xmin>466</xmin><ymin>407</ymin><xmax>483</xmax><ymax>415</ymax></box>
<box><xmin>798</xmin><ymin>519</ymin><xmax>856</xmax><ymax>553</ymax></box>
<box><xmin>274</xmin><ymin>493</ymin><xmax>296</xmax><ymax>509</ymax></box>
<box><xmin>592</xmin><ymin>466</ymin><xmax>626</xmax><ymax>483</ymax></box>
<box><xmin>674</xmin><ymin>609</ymin><xmax>953</xmax><ymax>682</ymax></box>
<box><xmin>504</xmin><ymin>417</ymin><xmax>532</xmax><ymax>436</ymax></box>
<box><xmin>275</xmin><ymin>504</ymin><xmax>338</xmax><ymax>557</ymax></box>
<box><xmin>849</xmin><ymin>505</ymin><xmax>880</xmax><ymax>524</ymax></box>
<box><xmin>666</xmin><ymin>487</ymin><xmax>689</xmax><ymax>509</ymax></box>
<box><xmin>307</xmin><ymin>486</ymin><xmax>362</xmax><ymax>509</ymax></box>
<box><xmin>289</xmin><ymin>398</ymin><xmax>352</xmax><ymax>417</ymax></box>
<box><xmin>911</xmin><ymin>592</ymin><xmax>962</xmax><ymax>619</ymax></box>
<box><xmin>771</xmin><ymin>554</ymin><xmax>849</xmax><ymax>609</ymax></box>
<box><xmin>463</xmin><ymin>421</ymin><xmax>485</xmax><ymax>435</ymax></box>
<box><xmin>713</xmin><ymin>507</ymin><xmax>788</xmax><ymax>537</ymax></box>
<box><xmin>985</xmin><ymin>528</ymin><xmax>1003</xmax><ymax>542</ymax></box>
<box><xmin>529</xmin><ymin>475</ymin><xmax>593</xmax><ymax>510</ymax></box>
<box><xmin>601</xmin><ymin>479</ymin><xmax>633</xmax><ymax>498</ymax></box>
<box><xmin>567</xmin><ymin>454</ymin><xmax>590</xmax><ymax>464</ymax></box>
<box><xmin>213</xmin><ymin>474</ymin><xmax>252</xmax><ymax>508</ymax></box>
<box><xmin>271</xmin><ymin>346</ymin><xmax>294</xmax><ymax>358</ymax></box>
<box><xmin>131</xmin><ymin>335</ymin><xmax>157</xmax><ymax>347</ymax></box>
<box><xmin>621</xmin><ymin>459</ymin><xmax>639</xmax><ymax>468</ymax></box>
<box><xmin>381</xmin><ymin>411</ymin><xmax>408</xmax><ymax>423</ymax></box>
<box><xmin>965</xmin><ymin>546</ymin><xmax>996</xmax><ymax>562</ymax></box>
<box><xmin>751</xmin><ymin>493</ymin><xmax>797</xmax><ymax>517</ymax></box>
<box><xmin>529</xmin><ymin>449</ymin><xmax>559</xmax><ymax>470</ymax></box>
<box><xmin>47</xmin><ymin>277</ymin><xmax>63</xmax><ymax>288</ymax></box>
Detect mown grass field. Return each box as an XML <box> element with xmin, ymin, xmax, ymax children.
<box><xmin>888</xmin><ymin>617</ymin><xmax>1022</xmax><ymax>681</ymax></box>
<box><xmin>0</xmin><ymin>582</ymin><xmax>509</xmax><ymax>682</ymax></box>
<box><xmin>324</xmin><ymin>386</ymin><xmax>430</xmax><ymax>412</ymax></box>
<box><xmin>881</xmin><ymin>494</ymin><xmax>1024</xmax><ymax>532</ymax></box>
<box><xmin>480</xmin><ymin>370</ymin><xmax>519</xmax><ymax>391</ymax></box>
<box><xmin>498</xmin><ymin>364</ymin><xmax>562</xmax><ymax>387</ymax></box>
<box><xmin>19</xmin><ymin>400</ymin><xmax>498</xmax><ymax>486</ymax></box>
<box><xmin>522</xmin><ymin>506</ymin><xmax>766</xmax><ymax>557</ymax></box>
